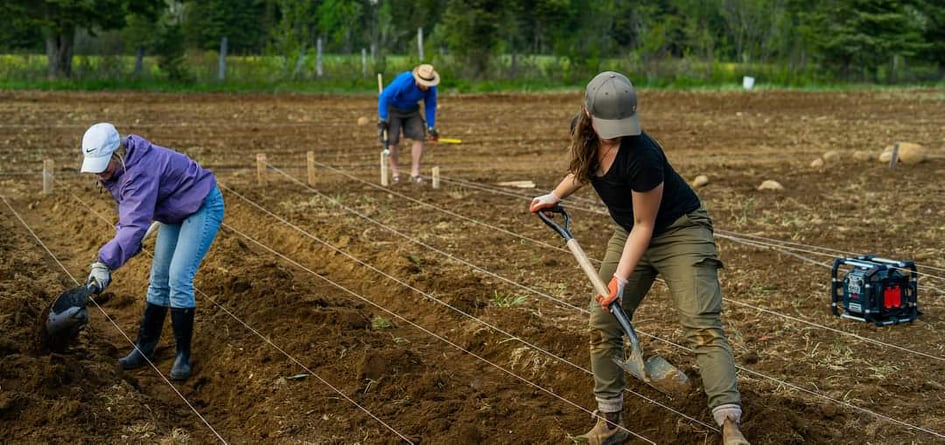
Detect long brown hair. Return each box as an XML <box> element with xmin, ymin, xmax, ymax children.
<box><xmin>568</xmin><ymin>109</ymin><xmax>600</xmax><ymax>183</ymax></box>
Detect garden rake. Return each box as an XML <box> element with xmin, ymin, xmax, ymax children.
<box><xmin>536</xmin><ymin>205</ymin><xmax>690</xmax><ymax>395</ymax></box>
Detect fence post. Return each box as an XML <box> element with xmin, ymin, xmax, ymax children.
<box><xmin>134</xmin><ymin>46</ymin><xmax>144</xmax><ymax>77</ymax></box>
<box><xmin>316</xmin><ymin>38</ymin><xmax>323</xmax><ymax>78</ymax></box>
<box><xmin>218</xmin><ymin>36</ymin><xmax>228</xmax><ymax>82</ymax></box>
<box><xmin>256</xmin><ymin>153</ymin><xmax>267</xmax><ymax>185</ymax></box>
<box><xmin>432</xmin><ymin>166</ymin><xmax>440</xmax><ymax>189</ymax></box>
<box><xmin>361</xmin><ymin>48</ymin><xmax>367</xmax><ymax>78</ymax></box>
<box><xmin>43</xmin><ymin>159</ymin><xmax>54</xmax><ymax>194</ymax></box>
<box><xmin>307</xmin><ymin>151</ymin><xmax>316</xmax><ymax>186</ymax></box>
<box><xmin>417</xmin><ymin>27</ymin><xmax>424</xmax><ymax>61</ymax></box>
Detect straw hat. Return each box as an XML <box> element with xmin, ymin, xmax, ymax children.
<box><xmin>412</xmin><ymin>64</ymin><xmax>440</xmax><ymax>87</ymax></box>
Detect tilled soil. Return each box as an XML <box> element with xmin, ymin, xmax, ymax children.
<box><xmin>1</xmin><ymin>88</ymin><xmax>944</xmax><ymax>444</ymax></box>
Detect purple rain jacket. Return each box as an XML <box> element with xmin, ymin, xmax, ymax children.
<box><xmin>97</xmin><ymin>135</ymin><xmax>216</xmax><ymax>270</ymax></box>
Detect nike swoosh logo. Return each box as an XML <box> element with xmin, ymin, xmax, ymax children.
<box><xmin>85</xmin><ymin>147</ymin><xmax>95</xmax><ymax>153</ymax></box>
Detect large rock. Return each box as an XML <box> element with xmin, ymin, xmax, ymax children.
<box><xmin>879</xmin><ymin>142</ymin><xmax>926</xmax><ymax>164</ymax></box>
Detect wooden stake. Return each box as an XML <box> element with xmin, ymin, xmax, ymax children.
<box><xmin>306</xmin><ymin>151</ymin><xmax>315</xmax><ymax>186</ymax></box>
<box><xmin>43</xmin><ymin>159</ymin><xmax>54</xmax><ymax>194</ymax></box>
<box><xmin>432</xmin><ymin>166</ymin><xmax>440</xmax><ymax>189</ymax></box>
<box><xmin>378</xmin><ymin>73</ymin><xmax>389</xmax><ymax>187</ymax></box>
<box><xmin>256</xmin><ymin>153</ymin><xmax>267</xmax><ymax>185</ymax></box>
<box><xmin>380</xmin><ymin>151</ymin><xmax>389</xmax><ymax>186</ymax></box>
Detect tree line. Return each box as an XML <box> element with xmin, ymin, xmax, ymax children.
<box><xmin>1</xmin><ymin>0</ymin><xmax>943</xmax><ymax>85</ymax></box>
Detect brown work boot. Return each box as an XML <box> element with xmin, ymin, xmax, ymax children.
<box><xmin>574</xmin><ymin>411</ymin><xmax>629</xmax><ymax>445</ymax></box>
<box><xmin>722</xmin><ymin>417</ymin><xmax>750</xmax><ymax>445</ymax></box>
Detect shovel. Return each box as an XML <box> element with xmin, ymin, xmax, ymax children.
<box><xmin>536</xmin><ymin>205</ymin><xmax>690</xmax><ymax>395</ymax></box>
<box><xmin>43</xmin><ymin>279</ymin><xmax>101</xmax><ymax>352</ymax></box>
<box><xmin>41</xmin><ymin>222</ymin><xmax>161</xmax><ymax>352</ymax></box>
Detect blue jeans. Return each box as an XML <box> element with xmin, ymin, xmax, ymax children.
<box><xmin>146</xmin><ymin>185</ymin><xmax>224</xmax><ymax>308</ymax></box>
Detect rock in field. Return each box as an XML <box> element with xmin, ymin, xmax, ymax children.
<box><xmin>757</xmin><ymin>180</ymin><xmax>784</xmax><ymax>191</ymax></box>
<box><xmin>692</xmin><ymin>175</ymin><xmax>709</xmax><ymax>188</ymax></box>
<box><xmin>879</xmin><ymin>142</ymin><xmax>925</xmax><ymax>164</ymax></box>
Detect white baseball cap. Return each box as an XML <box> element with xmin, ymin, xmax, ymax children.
<box><xmin>81</xmin><ymin>123</ymin><xmax>121</xmax><ymax>173</ymax></box>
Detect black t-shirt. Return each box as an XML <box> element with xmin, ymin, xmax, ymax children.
<box><xmin>589</xmin><ymin>131</ymin><xmax>700</xmax><ymax>235</ymax></box>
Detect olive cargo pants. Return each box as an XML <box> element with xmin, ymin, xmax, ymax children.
<box><xmin>590</xmin><ymin>207</ymin><xmax>741</xmax><ymax>413</ymax></box>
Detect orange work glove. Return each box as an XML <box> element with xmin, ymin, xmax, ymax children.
<box><xmin>596</xmin><ymin>275</ymin><xmax>627</xmax><ymax>310</ymax></box>
<box><xmin>529</xmin><ymin>192</ymin><xmax>560</xmax><ymax>213</ymax></box>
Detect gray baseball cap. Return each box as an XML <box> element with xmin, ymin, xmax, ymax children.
<box><xmin>584</xmin><ymin>71</ymin><xmax>641</xmax><ymax>139</ymax></box>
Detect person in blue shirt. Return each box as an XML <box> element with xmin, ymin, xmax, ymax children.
<box><xmin>377</xmin><ymin>63</ymin><xmax>440</xmax><ymax>184</ymax></box>
<box><xmin>80</xmin><ymin>122</ymin><xmax>224</xmax><ymax>382</ymax></box>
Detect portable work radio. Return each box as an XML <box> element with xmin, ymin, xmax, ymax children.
<box><xmin>831</xmin><ymin>256</ymin><xmax>919</xmax><ymax>326</ymax></box>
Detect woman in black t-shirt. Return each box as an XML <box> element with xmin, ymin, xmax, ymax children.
<box><xmin>530</xmin><ymin>71</ymin><xmax>749</xmax><ymax>445</ymax></box>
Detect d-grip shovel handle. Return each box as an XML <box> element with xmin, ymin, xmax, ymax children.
<box><xmin>535</xmin><ymin>205</ymin><xmax>644</xmax><ymax>347</ymax></box>
<box><xmin>535</xmin><ymin>204</ymin><xmax>572</xmax><ymax>241</ymax></box>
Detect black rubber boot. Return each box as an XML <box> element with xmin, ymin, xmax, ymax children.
<box><xmin>169</xmin><ymin>308</ymin><xmax>195</xmax><ymax>381</ymax></box>
<box><xmin>118</xmin><ymin>303</ymin><xmax>168</xmax><ymax>370</ymax></box>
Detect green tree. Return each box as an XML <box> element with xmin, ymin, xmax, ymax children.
<box><xmin>4</xmin><ymin>0</ymin><xmax>163</xmax><ymax>78</ymax></box>
<box><xmin>440</xmin><ymin>0</ymin><xmax>501</xmax><ymax>77</ymax></box>
<box><xmin>0</xmin><ymin>2</ymin><xmax>43</xmax><ymax>52</ymax></box>
<box><xmin>719</xmin><ymin>0</ymin><xmax>787</xmax><ymax>67</ymax></box>
<box><xmin>813</xmin><ymin>0</ymin><xmax>927</xmax><ymax>81</ymax></box>
<box><xmin>317</xmin><ymin>0</ymin><xmax>363</xmax><ymax>53</ymax></box>
<box><xmin>268</xmin><ymin>0</ymin><xmax>318</xmax><ymax>78</ymax></box>
<box><xmin>182</xmin><ymin>0</ymin><xmax>269</xmax><ymax>53</ymax></box>
<box><xmin>916</xmin><ymin>0</ymin><xmax>945</xmax><ymax>77</ymax></box>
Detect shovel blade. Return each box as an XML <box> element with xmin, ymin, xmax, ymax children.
<box><xmin>643</xmin><ymin>355</ymin><xmax>690</xmax><ymax>394</ymax></box>
<box><xmin>614</xmin><ymin>345</ymin><xmax>690</xmax><ymax>396</ymax></box>
<box><xmin>42</xmin><ymin>285</ymin><xmax>92</xmax><ymax>352</ymax></box>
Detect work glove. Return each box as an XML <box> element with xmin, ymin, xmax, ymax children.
<box><xmin>596</xmin><ymin>275</ymin><xmax>627</xmax><ymax>311</ymax></box>
<box><xmin>377</xmin><ymin>120</ymin><xmax>389</xmax><ymax>144</ymax></box>
<box><xmin>87</xmin><ymin>261</ymin><xmax>111</xmax><ymax>293</ymax></box>
<box><xmin>427</xmin><ymin>127</ymin><xmax>439</xmax><ymax>142</ymax></box>
<box><xmin>529</xmin><ymin>192</ymin><xmax>561</xmax><ymax>213</ymax></box>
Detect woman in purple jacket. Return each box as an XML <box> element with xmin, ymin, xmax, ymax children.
<box><xmin>81</xmin><ymin>122</ymin><xmax>224</xmax><ymax>381</ymax></box>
